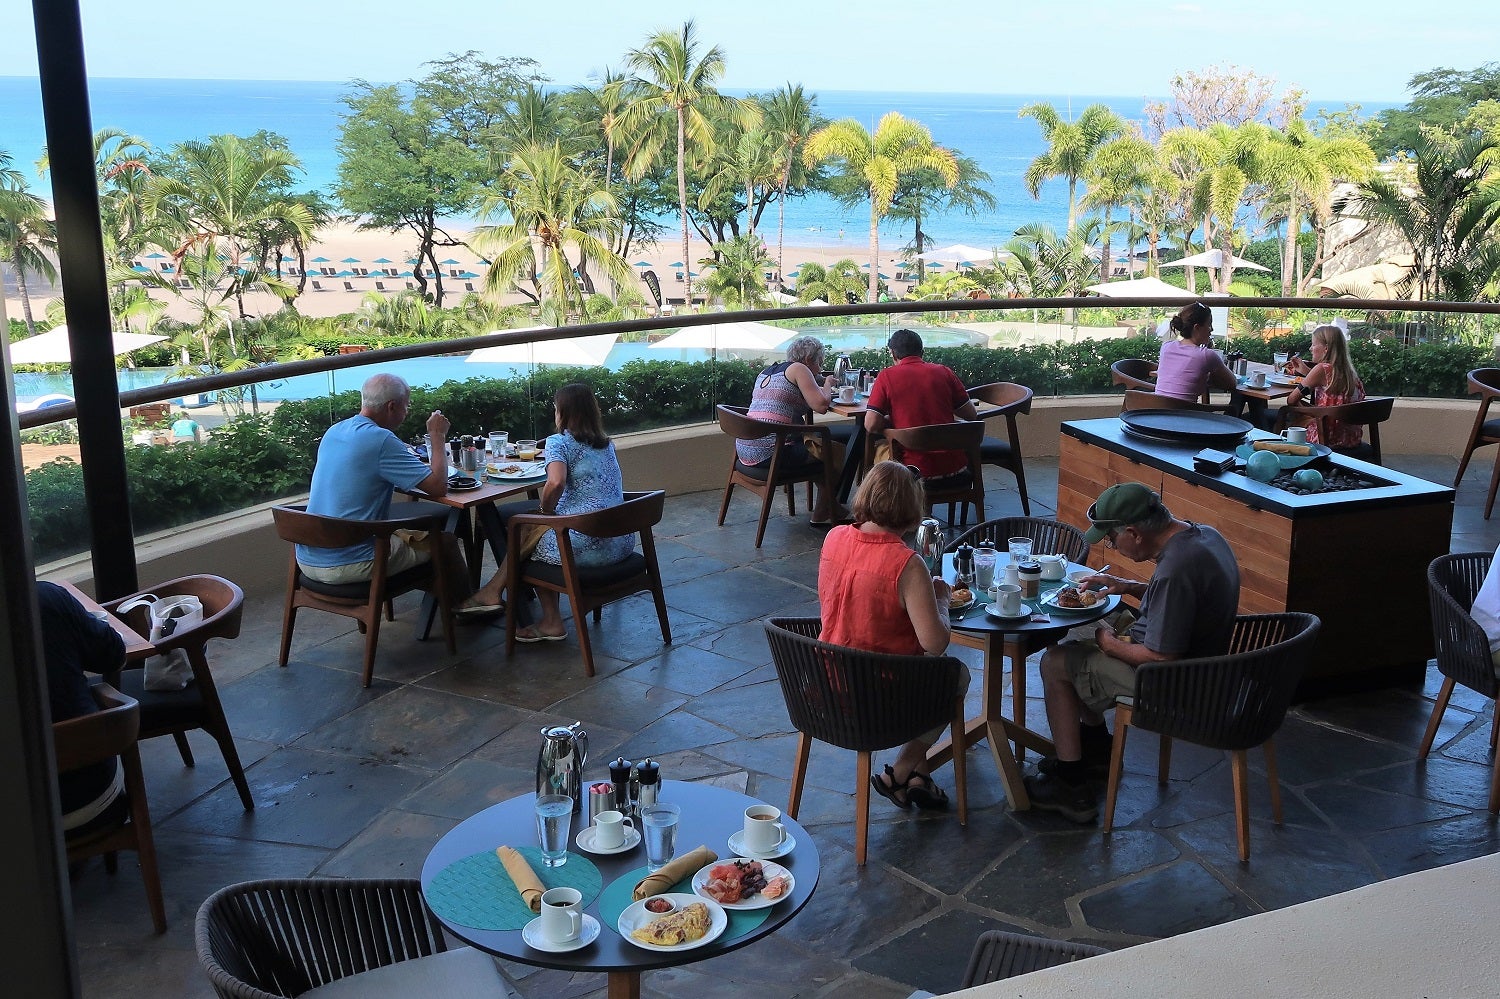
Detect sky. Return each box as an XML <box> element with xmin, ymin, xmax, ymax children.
<box><xmin>3</xmin><ymin>0</ymin><xmax>1499</xmax><ymax>101</ymax></box>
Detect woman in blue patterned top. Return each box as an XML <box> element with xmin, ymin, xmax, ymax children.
<box><xmin>461</xmin><ymin>383</ymin><xmax>633</xmax><ymax>641</ymax></box>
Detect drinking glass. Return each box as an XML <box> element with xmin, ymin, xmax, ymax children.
<box><xmin>1273</xmin><ymin>351</ymin><xmax>1289</xmax><ymax>372</ymax></box>
<box><xmin>641</xmin><ymin>802</ymin><xmax>681</xmax><ymax>871</ymax></box>
<box><xmin>1008</xmin><ymin>537</ymin><xmax>1033</xmax><ymax>565</ymax></box>
<box><xmin>534</xmin><ymin>794</ymin><xmax>573</xmax><ymax>868</ymax></box>
<box><xmin>487</xmin><ymin>431</ymin><xmax>508</xmax><ymax>459</ymax></box>
<box><xmin>974</xmin><ymin>543</ymin><xmax>997</xmax><ymax>590</ymax></box>
<box><xmin>518</xmin><ymin>439</ymin><xmax>540</xmax><ymax>461</ymax></box>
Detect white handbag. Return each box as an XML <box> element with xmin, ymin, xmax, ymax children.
<box><xmin>117</xmin><ymin>593</ymin><xmax>204</xmax><ymax>690</ymax></box>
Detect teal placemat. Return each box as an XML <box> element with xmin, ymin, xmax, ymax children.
<box><xmin>426</xmin><ymin>848</ymin><xmax>602</xmax><ymax>931</ymax></box>
<box><xmin>597</xmin><ymin>864</ymin><xmax>770</xmax><ymax>941</ymax></box>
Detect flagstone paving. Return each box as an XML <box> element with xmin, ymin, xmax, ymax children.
<box><xmin>71</xmin><ymin>453</ymin><xmax>1500</xmax><ymax>997</ymax></box>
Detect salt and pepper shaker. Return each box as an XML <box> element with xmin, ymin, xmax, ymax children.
<box><xmin>636</xmin><ymin>759</ymin><xmax>660</xmax><ymax>812</ymax></box>
<box><xmin>460</xmin><ymin>435</ymin><xmax>478</xmax><ymax>472</ymax></box>
<box><xmin>608</xmin><ymin>756</ymin><xmax>633</xmax><ymax>813</ymax></box>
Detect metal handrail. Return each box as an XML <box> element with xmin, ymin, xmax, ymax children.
<box><xmin>18</xmin><ymin>294</ymin><xmax>1498</xmax><ymax>430</ymax></box>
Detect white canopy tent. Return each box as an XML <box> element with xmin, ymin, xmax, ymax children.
<box><xmin>7</xmin><ymin>325</ymin><xmax>167</xmax><ymax>365</ymax></box>
<box><xmin>1083</xmin><ymin>277</ymin><xmax>1200</xmax><ymax>299</ymax></box>
<box><xmin>466</xmin><ymin>326</ymin><xmax>618</xmax><ymax>368</ymax></box>
<box><xmin>1159</xmin><ymin>249</ymin><xmax>1270</xmax><ymax>272</ymax></box>
<box><xmin>917</xmin><ymin>243</ymin><xmax>995</xmax><ymax>265</ymax></box>
<box><xmin>648</xmin><ymin>321</ymin><xmax>792</xmax><ymax>352</ymax></box>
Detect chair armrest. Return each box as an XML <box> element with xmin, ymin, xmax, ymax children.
<box><xmin>53</xmin><ymin>683</ymin><xmax>138</xmax><ymax>772</ymax></box>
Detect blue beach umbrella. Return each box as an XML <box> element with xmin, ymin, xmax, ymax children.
<box><xmin>312</xmin><ymin>256</ymin><xmax>330</xmax><ymax>263</ymax></box>
<box><xmin>669</xmin><ymin>261</ymin><xmax>684</xmax><ymax>268</ymax></box>
<box><xmin>145</xmin><ymin>251</ymin><xmax>166</xmax><ymax>259</ymax></box>
<box><xmin>441</xmin><ymin>258</ymin><xmax>460</xmax><ymax>265</ymax></box>
<box><xmin>459</xmin><ymin>271</ymin><xmax>480</xmax><ymax>279</ymax></box>
<box><xmin>131</xmin><ymin>264</ymin><xmax>149</xmax><ymax>273</ymax></box>
<box><xmin>280</xmin><ymin>255</ymin><xmax>295</xmax><ymax>262</ymax></box>
<box><xmin>633</xmin><ymin>260</ymin><xmax>651</xmax><ymax>267</ymax></box>
<box><xmin>341</xmin><ymin>256</ymin><xmax>360</xmax><ymax>264</ymax></box>
<box><xmin>373</xmin><ymin>257</ymin><xmax>392</xmax><ymax>264</ymax></box>
<box><xmin>786</xmin><ymin>270</ymin><xmax>800</xmax><ymax>278</ymax></box>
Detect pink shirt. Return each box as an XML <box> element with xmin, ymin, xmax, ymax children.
<box><xmin>1155</xmin><ymin>339</ymin><xmax>1228</xmax><ymax>402</ymax></box>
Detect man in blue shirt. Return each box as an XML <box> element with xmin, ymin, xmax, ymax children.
<box><xmin>297</xmin><ymin>373</ymin><xmax>454</xmax><ymax>584</ymax></box>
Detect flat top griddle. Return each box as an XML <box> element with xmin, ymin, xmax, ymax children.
<box><xmin>1119</xmin><ymin>409</ymin><xmax>1251</xmax><ymax>447</ymax></box>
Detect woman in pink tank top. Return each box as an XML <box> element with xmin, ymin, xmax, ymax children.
<box><xmin>1155</xmin><ymin>301</ymin><xmax>1237</xmax><ymax>403</ymax></box>
<box><xmin>818</xmin><ymin>461</ymin><xmax>968</xmax><ymax>811</ymax></box>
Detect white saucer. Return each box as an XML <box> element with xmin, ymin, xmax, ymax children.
<box><xmin>727</xmin><ymin>829</ymin><xmax>795</xmax><ymax>859</ymax></box>
<box><xmin>985</xmin><ymin>602</ymin><xmax>1032</xmax><ymax>620</ymax></box>
<box><xmin>522</xmin><ymin>912</ymin><xmax>600</xmax><ymax>953</ymax></box>
<box><xmin>576</xmin><ymin>825</ymin><xmax>641</xmax><ymax>855</ymax></box>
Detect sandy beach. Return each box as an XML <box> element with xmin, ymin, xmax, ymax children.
<box><xmin>3</xmin><ymin>219</ymin><xmax>920</xmax><ymax>326</ymax></box>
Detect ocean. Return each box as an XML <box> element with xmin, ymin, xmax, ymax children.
<box><xmin>0</xmin><ymin>77</ymin><xmax>1397</xmax><ymax>253</ymax></box>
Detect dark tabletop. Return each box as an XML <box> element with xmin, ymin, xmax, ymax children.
<box><xmin>420</xmin><ymin>782</ymin><xmax>819</xmax><ymax>974</ymax></box>
<box><xmin>942</xmin><ymin>554</ymin><xmax>1119</xmax><ymax>638</ymax></box>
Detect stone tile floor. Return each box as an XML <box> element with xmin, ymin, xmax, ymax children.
<box><xmin>72</xmin><ymin>453</ymin><xmax>1500</xmax><ymax>998</ymax></box>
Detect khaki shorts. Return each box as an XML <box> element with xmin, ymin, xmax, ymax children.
<box><xmin>1058</xmin><ymin>609</ymin><xmax>1140</xmax><ymax>713</ymax></box>
<box><xmin>298</xmin><ymin>529</ymin><xmax>431</xmax><ymax>584</ymax></box>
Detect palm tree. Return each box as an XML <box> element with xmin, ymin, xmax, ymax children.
<box><xmin>887</xmin><ymin>153</ymin><xmax>995</xmax><ymax>281</ymax></box>
<box><xmin>1354</xmin><ymin>131</ymin><xmax>1500</xmax><ymax>301</ymax></box>
<box><xmin>1007</xmin><ymin>219</ymin><xmax>1111</xmax><ymax>320</ymax></box>
<box><xmin>793</xmin><ymin>258</ymin><xmax>866</xmax><ymax>305</ymax></box>
<box><xmin>697</xmin><ymin>233</ymin><xmax>773</xmax><ymax>309</ymax></box>
<box><xmin>570</xmin><ymin>70</ymin><xmax>636</xmax><ymax>191</ymax></box>
<box><xmin>0</xmin><ymin>153</ymin><xmax>57</xmax><ymax>335</ymax></box>
<box><xmin>1019</xmin><ymin>103</ymin><xmax>1126</xmax><ymax>233</ymax></box>
<box><xmin>354</xmin><ymin>289</ymin><xmax>469</xmax><ymax>339</ymax></box>
<box><xmin>759</xmin><ymin>85</ymin><xmax>821</xmax><ymax>283</ymax></box>
<box><xmin>804</xmin><ymin>112</ymin><xmax>958</xmax><ymax>301</ymax></box>
<box><xmin>1082</xmin><ymin>134</ymin><xmax>1157</xmax><ymax>282</ymax></box>
<box><xmin>1265</xmin><ymin>120</ymin><xmax>1376</xmax><ymax>295</ymax></box>
<box><xmin>1160</xmin><ymin>122</ymin><xmax>1278</xmax><ymax>292</ymax></box>
<box><xmin>472</xmin><ymin>142</ymin><xmax>634</xmax><ymax>318</ymax></box>
<box><xmin>623</xmin><ymin>20</ymin><xmax>758</xmax><ymax>308</ymax></box>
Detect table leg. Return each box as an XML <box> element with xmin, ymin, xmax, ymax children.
<box><xmin>608</xmin><ymin>970</ymin><xmax>641</xmax><ymax>999</ymax></box>
<box><xmin>1004</xmin><ymin>636</ymin><xmax>1027</xmax><ymax>760</ymax></box>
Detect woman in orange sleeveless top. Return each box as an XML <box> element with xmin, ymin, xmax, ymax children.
<box><xmin>818</xmin><ymin>461</ymin><xmax>968</xmax><ymax>810</ymax></box>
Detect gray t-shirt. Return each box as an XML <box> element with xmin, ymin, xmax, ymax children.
<box><xmin>1129</xmin><ymin>523</ymin><xmax>1240</xmax><ymax>657</ymax></box>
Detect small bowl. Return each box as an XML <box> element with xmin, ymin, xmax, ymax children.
<box><xmin>643</xmin><ymin>896</ymin><xmax>677</xmax><ymax>915</ymax></box>
<box><xmin>1067</xmin><ymin>569</ymin><xmax>1096</xmax><ymax>587</ymax></box>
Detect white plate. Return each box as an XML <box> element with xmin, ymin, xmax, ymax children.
<box><xmin>691</xmin><ymin>858</ymin><xmax>794</xmax><ymax>910</ymax></box>
<box><xmin>726</xmin><ymin>829</ymin><xmax>795</xmax><ymax>859</ymax></box>
<box><xmin>488</xmin><ymin>461</ymin><xmax>547</xmax><ymax>481</ymax></box>
<box><xmin>948</xmin><ymin>595</ymin><xmax>976</xmax><ymax>614</ymax></box>
<box><xmin>1268</xmin><ymin>374</ymin><xmax>1298</xmax><ymax>386</ymax></box>
<box><xmin>1039</xmin><ymin>590</ymin><xmax>1109</xmax><ymax>614</ymax></box>
<box><xmin>985</xmin><ymin>602</ymin><xmax>1032</xmax><ymax>620</ymax></box>
<box><xmin>618</xmin><ymin>893</ymin><xmax>727</xmax><ymax>952</ymax></box>
<box><xmin>522</xmin><ymin>912</ymin><xmax>600</xmax><ymax>953</ymax></box>
<box><xmin>575</xmin><ymin>825</ymin><xmax>641</xmax><ymax>855</ymax></box>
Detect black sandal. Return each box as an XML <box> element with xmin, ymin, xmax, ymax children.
<box><xmin>870</xmin><ymin>764</ymin><xmax>912</xmax><ymax>810</ymax></box>
<box><xmin>906</xmin><ymin>772</ymin><xmax>949</xmax><ymax>811</ymax></box>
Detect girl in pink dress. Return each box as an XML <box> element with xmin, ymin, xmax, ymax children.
<box><xmin>1286</xmin><ymin>325</ymin><xmax>1366</xmax><ymax>447</ymax></box>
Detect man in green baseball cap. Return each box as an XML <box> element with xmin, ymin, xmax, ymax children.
<box><xmin>1024</xmin><ymin>483</ymin><xmax>1240</xmax><ymax>823</ymax></box>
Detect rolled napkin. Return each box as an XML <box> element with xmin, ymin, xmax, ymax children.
<box><xmin>633</xmin><ymin>845</ymin><xmax>718</xmax><ymax>901</ymax></box>
<box><xmin>1252</xmin><ymin>441</ymin><xmax>1311</xmax><ymax>456</ymax></box>
<box><xmin>495</xmin><ymin>846</ymin><xmax>545</xmax><ymax>913</ymax></box>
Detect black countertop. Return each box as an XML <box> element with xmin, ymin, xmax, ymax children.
<box><xmin>1062</xmin><ymin>418</ymin><xmax>1453</xmax><ymax>518</ymax></box>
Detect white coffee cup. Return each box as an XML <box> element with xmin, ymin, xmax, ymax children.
<box><xmin>839</xmin><ymin>385</ymin><xmax>856</xmax><ymax>403</ymax></box>
<box><xmin>742</xmin><ymin>805</ymin><xmax>786</xmax><ymax>854</ymax></box>
<box><xmin>1282</xmin><ymin>426</ymin><xmax>1308</xmax><ymax>445</ymax></box>
<box><xmin>996</xmin><ymin>583</ymin><xmax>1023</xmax><ymax>616</ymax></box>
<box><xmin>592</xmin><ymin>808</ymin><xmax>634</xmax><ymax>849</ymax></box>
<box><xmin>540</xmin><ymin>886</ymin><xmax>582</xmax><ymax>943</ymax></box>
<box><xmin>1249</xmin><ymin>371</ymin><xmax>1267</xmax><ymax>388</ymax></box>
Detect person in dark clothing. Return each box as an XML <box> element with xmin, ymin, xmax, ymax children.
<box><xmin>37</xmin><ymin>581</ymin><xmax>128</xmax><ymax>838</ymax></box>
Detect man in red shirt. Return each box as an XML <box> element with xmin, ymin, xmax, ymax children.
<box><xmin>865</xmin><ymin>328</ymin><xmax>979</xmax><ymax>479</ymax></box>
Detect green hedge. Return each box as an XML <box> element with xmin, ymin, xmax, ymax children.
<box><xmin>23</xmin><ymin>337</ymin><xmax>1490</xmax><ymax>563</ymax></box>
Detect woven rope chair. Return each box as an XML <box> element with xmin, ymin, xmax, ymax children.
<box><xmin>1103</xmin><ymin>612</ymin><xmax>1321</xmax><ymax>862</ymax></box>
<box><xmin>764</xmin><ymin>617</ymin><xmax>967</xmax><ymax>866</ymax></box>
<box><xmin>961</xmin><ymin>930</ymin><xmax>1108</xmax><ymax>986</ymax></box>
<box><xmin>947</xmin><ymin>516</ymin><xmax>1089</xmax><ymax>565</ymax></box>
<box><xmin>1421</xmin><ymin>552</ymin><xmax>1500</xmax><ymax>811</ymax></box>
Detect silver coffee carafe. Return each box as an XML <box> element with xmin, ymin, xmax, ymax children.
<box><xmin>913</xmin><ymin>518</ymin><xmax>945</xmax><ymax>576</ymax></box>
<box><xmin>536</xmin><ymin>722</ymin><xmax>590</xmax><ymax>812</ymax></box>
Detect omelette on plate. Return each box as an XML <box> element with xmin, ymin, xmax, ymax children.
<box><xmin>631</xmin><ymin>901</ymin><xmax>711</xmax><ymax>946</ymax></box>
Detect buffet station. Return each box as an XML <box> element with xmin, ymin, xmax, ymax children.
<box><xmin>1057</xmin><ymin>413</ymin><xmax>1453</xmax><ymax>695</ymax></box>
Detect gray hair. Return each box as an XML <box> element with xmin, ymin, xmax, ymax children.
<box><xmin>1133</xmin><ymin>497</ymin><xmax>1174</xmax><ymax>534</ymax></box>
<box><xmin>361</xmin><ymin>373</ymin><xmax>410</xmax><ymax>409</ymax></box>
<box><xmin>784</xmin><ymin>335</ymin><xmax>825</xmax><ymax>369</ymax></box>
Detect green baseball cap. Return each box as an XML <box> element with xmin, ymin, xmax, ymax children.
<box><xmin>1083</xmin><ymin>482</ymin><xmax>1158</xmax><ymax>545</ymax></box>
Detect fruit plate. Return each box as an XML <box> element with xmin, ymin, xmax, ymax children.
<box><xmin>690</xmin><ymin>859</ymin><xmax>794</xmax><ymax>910</ymax></box>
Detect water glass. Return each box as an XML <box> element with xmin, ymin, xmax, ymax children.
<box><xmin>974</xmin><ymin>543</ymin><xmax>997</xmax><ymax>590</ymax></box>
<box><xmin>641</xmin><ymin>802</ymin><xmax>681</xmax><ymax>871</ymax></box>
<box><xmin>487</xmin><ymin>431</ymin><xmax>508</xmax><ymax>459</ymax></box>
<box><xmin>1007</xmin><ymin>537</ymin><xmax>1033</xmax><ymax>565</ymax></box>
<box><xmin>1273</xmin><ymin>351</ymin><xmax>1290</xmax><ymax>372</ymax></box>
<box><xmin>534</xmin><ymin>793</ymin><xmax>573</xmax><ymax>868</ymax></box>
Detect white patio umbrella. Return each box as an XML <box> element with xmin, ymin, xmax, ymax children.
<box><xmin>1159</xmin><ymin>249</ymin><xmax>1270</xmax><ymax>272</ymax></box>
<box><xmin>917</xmin><ymin>243</ymin><xmax>995</xmax><ymax>264</ymax></box>
<box><xmin>7</xmin><ymin>325</ymin><xmax>167</xmax><ymax>365</ymax></box>
<box><xmin>768</xmin><ymin>290</ymin><xmax>798</xmax><ymax>305</ymax></box>
<box><xmin>465</xmin><ymin>326</ymin><xmax>619</xmax><ymax>367</ymax></box>
<box><xmin>1084</xmin><ymin>277</ymin><xmax>1201</xmax><ymax>299</ymax></box>
<box><xmin>648</xmin><ymin>321</ymin><xmax>792</xmax><ymax>352</ymax></box>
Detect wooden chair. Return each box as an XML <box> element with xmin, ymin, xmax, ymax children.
<box><xmin>1122</xmin><ymin>388</ymin><xmax>1215</xmax><ymax>413</ymax></box>
<box><xmin>961</xmin><ymin>930</ymin><xmax>1107</xmax><ymax>986</ymax></box>
<box><xmin>716</xmin><ymin>405</ymin><xmax>836</xmax><ymax>548</ymax></box>
<box><xmin>197</xmin><ymin>878</ymin><xmax>506</xmax><ymax>997</ymax></box>
<box><xmin>1453</xmin><ymin>369</ymin><xmax>1500</xmax><ymax>508</ymax></box>
<box><xmin>103</xmin><ymin>575</ymin><xmax>254</xmax><ymax>812</ymax></box>
<box><xmin>1421</xmin><ymin>552</ymin><xmax>1500</xmax><ymax>811</ymax></box>
<box><xmin>882</xmin><ymin>420</ymin><xmax>986</xmax><ymax>526</ymax></box>
<box><xmin>1102</xmin><ymin>612</ymin><xmax>1321</xmax><ymax>861</ymax></box>
<box><xmin>764</xmin><ymin>617</ymin><xmax>967</xmax><ymax>866</ymax></box>
<box><xmin>1282</xmin><ymin>396</ymin><xmax>1394</xmax><ymax>466</ymax></box>
<box><xmin>505</xmin><ymin>490</ymin><xmax>671</xmax><ymax>677</ymax></box>
<box><xmin>1110</xmin><ymin>358</ymin><xmax>1158</xmax><ymax>391</ymax></box>
<box><xmin>56</xmin><ymin>683</ymin><xmax>165</xmax><ymax>933</ymax></box>
<box><xmin>967</xmin><ymin>382</ymin><xmax>1034</xmax><ymax>516</ymax></box>
<box><xmin>271</xmin><ymin>503</ymin><xmax>457</xmax><ymax>687</ymax></box>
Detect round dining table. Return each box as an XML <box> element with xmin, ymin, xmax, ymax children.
<box><xmin>421</xmin><ymin>782</ymin><xmax>820</xmax><ymax>999</ymax></box>
<box><xmin>927</xmin><ymin>554</ymin><xmax>1120</xmax><ymax>811</ymax></box>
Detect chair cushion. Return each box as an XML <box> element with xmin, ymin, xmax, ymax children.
<box><xmin>115</xmin><ymin>667</ymin><xmax>205</xmax><ymax>730</ymax></box>
<box><xmin>1333</xmin><ymin>441</ymin><xmax>1377</xmax><ymax>463</ymax></box>
<box><xmin>733</xmin><ymin>456</ymin><xmax>822</xmax><ymax>482</ymax></box>
<box><xmin>826</xmin><ymin>421</ymin><xmax>857</xmax><ymax>445</ymax></box>
<box><xmin>297</xmin><ymin>562</ymin><xmax>432</xmax><ymax>600</ymax></box>
<box><xmin>300</xmin><ymin>946</ymin><xmax>505</xmax><ymax>998</ymax></box>
<box><xmin>979</xmin><ymin>437</ymin><xmax>1014</xmax><ymax>463</ymax></box>
<box><xmin>526</xmin><ymin>552</ymin><xmax>647</xmax><ymax>588</ymax></box>
<box><xmin>1482</xmin><ymin>418</ymin><xmax>1500</xmax><ymax>440</ymax></box>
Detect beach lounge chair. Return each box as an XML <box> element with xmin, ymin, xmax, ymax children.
<box><xmin>311</xmin><ymin>280</ymin><xmax>326</xmax><ymax>292</ymax></box>
<box><xmin>465</xmin><ymin>282</ymin><xmax>476</xmax><ymax>292</ymax></box>
<box><xmin>375</xmin><ymin>281</ymin><xmax>389</xmax><ymax>292</ymax></box>
<box><xmin>343</xmin><ymin>281</ymin><xmax>356</xmax><ymax>292</ymax></box>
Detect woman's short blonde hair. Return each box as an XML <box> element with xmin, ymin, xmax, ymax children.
<box><xmin>784</xmin><ymin>335</ymin><xmax>825</xmax><ymax>370</ymax></box>
<box><xmin>852</xmin><ymin>461</ymin><xmax>926</xmax><ymax>533</ymax></box>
